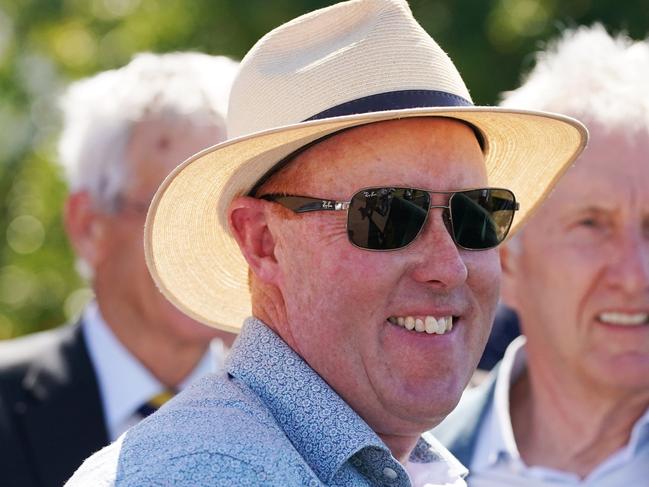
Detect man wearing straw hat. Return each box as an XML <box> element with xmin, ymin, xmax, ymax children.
<box><xmin>68</xmin><ymin>0</ymin><xmax>586</xmax><ymax>485</ymax></box>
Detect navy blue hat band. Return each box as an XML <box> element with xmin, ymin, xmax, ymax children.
<box><xmin>250</xmin><ymin>89</ymin><xmax>477</xmax><ymax>196</ymax></box>
<box><xmin>305</xmin><ymin>89</ymin><xmax>473</xmax><ymax>121</ymax></box>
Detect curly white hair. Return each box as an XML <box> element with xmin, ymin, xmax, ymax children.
<box><xmin>501</xmin><ymin>24</ymin><xmax>649</xmax><ymax>134</ymax></box>
<box><xmin>58</xmin><ymin>52</ymin><xmax>239</xmax><ymax>209</ymax></box>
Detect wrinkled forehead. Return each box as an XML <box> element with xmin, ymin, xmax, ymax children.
<box><xmin>255</xmin><ymin>117</ymin><xmax>487</xmax><ymax>197</ymax></box>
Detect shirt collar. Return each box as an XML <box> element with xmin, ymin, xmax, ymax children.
<box><xmin>227</xmin><ymin>317</ymin><xmax>467</xmax><ymax>485</ymax></box>
<box><xmin>472</xmin><ymin>335</ymin><xmax>528</xmax><ymax>472</ymax></box>
<box><xmin>622</xmin><ymin>404</ymin><xmax>649</xmax><ymax>458</ymax></box>
<box><xmin>82</xmin><ymin>301</ymin><xmax>222</xmax><ymax>439</ymax></box>
<box><xmin>473</xmin><ymin>336</ymin><xmax>649</xmax><ymax>475</ymax></box>
<box><xmin>410</xmin><ymin>431</ymin><xmax>469</xmax><ymax>482</ymax></box>
<box><xmin>227</xmin><ymin>317</ymin><xmax>383</xmax><ymax>483</ymax></box>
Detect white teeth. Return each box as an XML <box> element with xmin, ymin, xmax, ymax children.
<box><xmin>388</xmin><ymin>315</ymin><xmax>454</xmax><ymax>334</ymax></box>
<box><xmin>404</xmin><ymin>316</ymin><xmax>415</xmax><ymax>330</ymax></box>
<box><xmin>425</xmin><ymin>316</ymin><xmax>437</xmax><ymax>334</ymax></box>
<box><xmin>435</xmin><ymin>319</ymin><xmax>446</xmax><ymax>335</ymax></box>
<box><xmin>415</xmin><ymin>318</ymin><xmax>425</xmax><ymax>332</ymax></box>
<box><xmin>599</xmin><ymin>312</ymin><xmax>648</xmax><ymax>326</ymax></box>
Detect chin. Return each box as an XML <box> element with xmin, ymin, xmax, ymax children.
<box><xmin>395</xmin><ymin>382</ymin><xmax>465</xmax><ymax>426</ymax></box>
<box><xmin>593</xmin><ymin>359</ymin><xmax>649</xmax><ymax>392</ymax></box>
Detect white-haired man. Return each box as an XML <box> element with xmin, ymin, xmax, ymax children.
<box><xmin>0</xmin><ymin>52</ymin><xmax>238</xmax><ymax>487</ymax></box>
<box><xmin>68</xmin><ymin>1</ymin><xmax>586</xmax><ymax>485</ymax></box>
<box><xmin>435</xmin><ymin>25</ymin><xmax>649</xmax><ymax>485</ymax></box>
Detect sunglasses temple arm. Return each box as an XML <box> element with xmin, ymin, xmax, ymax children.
<box><xmin>293</xmin><ymin>200</ymin><xmax>350</xmax><ymax>213</ymax></box>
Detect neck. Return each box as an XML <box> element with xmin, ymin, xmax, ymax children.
<box><xmin>251</xmin><ymin>282</ymin><xmax>293</xmax><ymax>342</ymax></box>
<box><xmin>95</xmin><ymin>299</ymin><xmax>209</xmax><ymax>388</ymax></box>
<box><xmin>510</xmin><ymin>359</ymin><xmax>649</xmax><ymax>478</ymax></box>
<box><xmin>378</xmin><ymin>433</ymin><xmax>420</xmax><ymax>464</ymax></box>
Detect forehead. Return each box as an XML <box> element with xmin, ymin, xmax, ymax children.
<box><xmin>125</xmin><ymin>118</ymin><xmax>225</xmax><ymax>194</ymax></box>
<box><xmin>267</xmin><ymin>118</ymin><xmax>486</xmax><ymax>196</ymax></box>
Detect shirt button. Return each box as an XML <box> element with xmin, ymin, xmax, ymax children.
<box><xmin>383</xmin><ymin>467</ymin><xmax>398</xmax><ymax>480</ymax></box>
<box><xmin>308</xmin><ymin>480</ymin><xmax>319</xmax><ymax>487</ymax></box>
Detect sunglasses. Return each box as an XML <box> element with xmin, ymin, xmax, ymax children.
<box><xmin>260</xmin><ymin>186</ymin><xmax>519</xmax><ymax>251</ymax></box>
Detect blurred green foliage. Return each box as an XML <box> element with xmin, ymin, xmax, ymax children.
<box><xmin>1</xmin><ymin>0</ymin><xmax>648</xmax><ymax>338</ymax></box>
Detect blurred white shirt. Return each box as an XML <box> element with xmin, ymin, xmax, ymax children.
<box><xmin>82</xmin><ymin>300</ymin><xmax>226</xmax><ymax>441</ymax></box>
<box><xmin>470</xmin><ymin>336</ymin><xmax>649</xmax><ymax>486</ymax></box>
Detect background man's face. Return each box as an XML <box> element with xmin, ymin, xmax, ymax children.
<box><xmin>503</xmin><ymin>124</ymin><xmax>649</xmax><ymax>391</ymax></box>
<box><xmin>92</xmin><ymin>118</ymin><xmax>228</xmax><ymax>344</ymax></box>
<box><xmin>269</xmin><ymin>118</ymin><xmax>500</xmax><ymax>435</ymax></box>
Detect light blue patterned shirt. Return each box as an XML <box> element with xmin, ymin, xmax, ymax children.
<box><xmin>67</xmin><ymin>318</ymin><xmax>467</xmax><ymax>486</ymax></box>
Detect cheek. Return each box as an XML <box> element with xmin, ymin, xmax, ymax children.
<box><xmin>276</xmin><ymin>220</ymin><xmax>402</xmax><ymax>323</ymax></box>
<box><xmin>512</xmin><ymin>239</ymin><xmax>606</xmax><ymax>337</ymax></box>
<box><xmin>275</xmin><ymin>221</ymin><xmax>347</xmax><ymax>315</ymax></box>
<box><xmin>531</xmin><ymin>242</ymin><xmax>600</xmax><ymax>298</ymax></box>
<box><xmin>465</xmin><ymin>250</ymin><xmax>501</xmax><ymax>312</ymax></box>
<box><xmin>100</xmin><ymin>224</ymin><xmax>147</xmax><ymax>275</ymax></box>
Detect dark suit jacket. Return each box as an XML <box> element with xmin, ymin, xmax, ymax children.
<box><xmin>0</xmin><ymin>323</ymin><xmax>109</xmax><ymax>487</ymax></box>
<box><xmin>432</xmin><ymin>368</ymin><xmax>497</xmax><ymax>473</ymax></box>
<box><xmin>478</xmin><ymin>306</ymin><xmax>520</xmax><ymax>370</ymax></box>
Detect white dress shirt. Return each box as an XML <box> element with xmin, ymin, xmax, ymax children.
<box><xmin>82</xmin><ymin>301</ymin><xmax>226</xmax><ymax>441</ymax></box>
<box><xmin>470</xmin><ymin>336</ymin><xmax>649</xmax><ymax>486</ymax></box>
<box><xmin>405</xmin><ymin>432</ymin><xmax>468</xmax><ymax>486</ymax></box>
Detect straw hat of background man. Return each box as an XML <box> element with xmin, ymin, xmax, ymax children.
<box><xmin>145</xmin><ymin>0</ymin><xmax>587</xmax><ymax>333</ymax></box>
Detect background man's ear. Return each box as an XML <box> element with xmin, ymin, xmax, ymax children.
<box><xmin>499</xmin><ymin>240</ymin><xmax>520</xmax><ymax>311</ymax></box>
<box><xmin>228</xmin><ymin>196</ymin><xmax>279</xmax><ymax>284</ymax></box>
<box><xmin>64</xmin><ymin>191</ymin><xmax>106</xmax><ymax>271</ymax></box>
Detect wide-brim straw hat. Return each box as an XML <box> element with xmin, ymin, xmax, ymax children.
<box><xmin>145</xmin><ymin>0</ymin><xmax>587</xmax><ymax>333</ymax></box>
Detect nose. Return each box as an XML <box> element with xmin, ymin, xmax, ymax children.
<box><xmin>409</xmin><ymin>209</ymin><xmax>468</xmax><ymax>289</ymax></box>
<box><xmin>606</xmin><ymin>227</ymin><xmax>649</xmax><ymax>295</ymax></box>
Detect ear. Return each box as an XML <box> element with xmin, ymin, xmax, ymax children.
<box><xmin>63</xmin><ymin>191</ymin><xmax>107</xmax><ymax>270</ymax></box>
<box><xmin>228</xmin><ymin>196</ymin><xmax>279</xmax><ymax>284</ymax></box>
<box><xmin>499</xmin><ymin>240</ymin><xmax>520</xmax><ymax>311</ymax></box>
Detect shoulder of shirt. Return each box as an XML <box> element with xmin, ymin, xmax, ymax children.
<box><xmin>68</xmin><ymin>372</ymin><xmax>313</xmax><ymax>485</ymax></box>
<box><xmin>66</xmin><ymin>433</ymin><xmax>273</xmax><ymax>486</ymax></box>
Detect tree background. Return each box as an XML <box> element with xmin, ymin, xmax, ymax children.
<box><xmin>1</xmin><ymin>0</ymin><xmax>647</xmax><ymax>338</ymax></box>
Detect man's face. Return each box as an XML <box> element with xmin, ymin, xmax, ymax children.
<box><xmin>93</xmin><ymin>119</ymin><xmax>229</xmax><ymax>345</ymax></box>
<box><xmin>503</xmin><ymin>124</ymin><xmax>649</xmax><ymax>391</ymax></box>
<box><xmin>267</xmin><ymin>118</ymin><xmax>500</xmax><ymax>434</ymax></box>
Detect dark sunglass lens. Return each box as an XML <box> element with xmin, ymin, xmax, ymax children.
<box><xmin>348</xmin><ymin>188</ymin><xmax>430</xmax><ymax>250</ymax></box>
<box><xmin>450</xmin><ymin>189</ymin><xmax>516</xmax><ymax>249</ymax></box>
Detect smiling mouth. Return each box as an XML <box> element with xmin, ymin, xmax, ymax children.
<box><xmin>388</xmin><ymin>315</ymin><xmax>454</xmax><ymax>334</ymax></box>
<box><xmin>597</xmin><ymin>312</ymin><xmax>649</xmax><ymax>327</ymax></box>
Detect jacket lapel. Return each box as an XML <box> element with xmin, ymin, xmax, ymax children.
<box><xmin>433</xmin><ymin>369</ymin><xmax>498</xmax><ymax>469</ymax></box>
<box><xmin>15</xmin><ymin>323</ymin><xmax>109</xmax><ymax>487</ymax></box>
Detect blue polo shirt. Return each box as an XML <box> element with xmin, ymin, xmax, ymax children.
<box><xmin>67</xmin><ymin>318</ymin><xmax>467</xmax><ymax>486</ymax></box>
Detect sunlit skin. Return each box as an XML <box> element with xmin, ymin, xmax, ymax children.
<box><xmin>66</xmin><ymin>118</ymin><xmax>235</xmax><ymax>387</ymax></box>
<box><xmin>502</xmin><ymin>122</ymin><xmax>649</xmax><ymax>477</ymax></box>
<box><xmin>229</xmin><ymin>118</ymin><xmax>501</xmax><ymax>462</ymax></box>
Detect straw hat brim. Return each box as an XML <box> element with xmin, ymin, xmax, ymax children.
<box><xmin>145</xmin><ymin>106</ymin><xmax>587</xmax><ymax>333</ymax></box>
